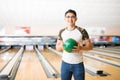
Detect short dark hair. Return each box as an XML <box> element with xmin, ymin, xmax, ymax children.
<box><xmin>65</xmin><ymin>9</ymin><xmax>77</xmax><ymax>17</ymax></box>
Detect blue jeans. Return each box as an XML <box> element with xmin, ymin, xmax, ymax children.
<box><xmin>61</xmin><ymin>61</ymin><xmax>85</xmax><ymax>80</ymax></box>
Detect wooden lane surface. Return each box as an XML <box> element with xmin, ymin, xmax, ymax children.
<box><xmin>84</xmin><ymin>56</ymin><xmax>120</xmax><ymax>80</ymax></box>
<box><xmin>0</xmin><ymin>49</ymin><xmax>18</xmax><ymax>71</ymax></box>
<box><xmin>41</xmin><ymin>49</ymin><xmax>106</xmax><ymax>80</ymax></box>
<box><xmin>112</xmin><ymin>46</ymin><xmax>120</xmax><ymax>49</ymax></box>
<box><xmin>0</xmin><ymin>48</ymin><xmax>7</xmax><ymax>51</ymax></box>
<box><xmin>86</xmin><ymin>52</ymin><xmax>120</xmax><ymax>63</ymax></box>
<box><xmin>40</xmin><ymin>49</ymin><xmax>61</xmax><ymax>80</ymax></box>
<box><xmin>93</xmin><ymin>47</ymin><xmax>120</xmax><ymax>54</ymax></box>
<box><xmin>104</xmin><ymin>47</ymin><xmax>120</xmax><ymax>52</ymax></box>
<box><xmin>40</xmin><ymin>49</ymin><xmax>61</xmax><ymax>73</ymax></box>
<box><xmin>90</xmin><ymin>47</ymin><xmax>120</xmax><ymax>62</ymax></box>
<box><xmin>15</xmin><ymin>50</ymin><xmax>60</xmax><ymax>80</ymax></box>
<box><xmin>93</xmin><ymin>47</ymin><xmax>120</xmax><ymax>55</ymax></box>
<box><xmin>41</xmin><ymin>49</ymin><xmax>120</xmax><ymax>80</ymax></box>
<box><xmin>40</xmin><ymin>49</ymin><xmax>95</xmax><ymax>80</ymax></box>
<box><xmin>40</xmin><ymin>49</ymin><xmax>98</xmax><ymax>80</ymax></box>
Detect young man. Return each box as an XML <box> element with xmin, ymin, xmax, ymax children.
<box><xmin>56</xmin><ymin>9</ymin><xmax>93</xmax><ymax>80</ymax></box>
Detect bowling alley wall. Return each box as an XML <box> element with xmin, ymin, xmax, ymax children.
<box><xmin>0</xmin><ymin>0</ymin><xmax>120</xmax><ymax>36</ymax></box>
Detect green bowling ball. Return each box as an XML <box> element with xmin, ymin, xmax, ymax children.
<box><xmin>63</xmin><ymin>38</ymin><xmax>78</xmax><ymax>52</ymax></box>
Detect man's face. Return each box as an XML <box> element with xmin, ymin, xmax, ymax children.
<box><xmin>65</xmin><ymin>13</ymin><xmax>77</xmax><ymax>26</ymax></box>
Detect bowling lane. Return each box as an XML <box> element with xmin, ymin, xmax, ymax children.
<box><xmin>0</xmin><ymin>49</ymin><xmax>19</xmax><ymax>71</ymax></box>
<box><xmin>40</xmin><ymin>49</ymin><xmax>62</xmax><ymax>73</ymax></box>
<box><xmin>86</xmin><ymin>52</ymin><xmax>120</xmax><ymax>63</ymax></box>
<box><xmin>97</xmin><ymin>46</ymin><xmax>120</xmax><ymax>50</ymax></box>
<box><xmin>84</xmin><ymin>56</ymin><xmax>120</xmax><ymax>80</ymax></box>
<box><xmin>104</xmin><ymin>47</ymin><xmax>120</xmax><ymax>51</ymax></box>
<box><xmin>15</xmin><ymin>50</ymin><xmax>60</xmax><ymax>80</ymax></box>
<box><xmin>40</xmin><ymin>49</ymin><xmax>119</xmax><ymax>80</ymax></box>
<box><xmin>93</xmin><ymin>47</ymin><xmax>120</xmax><ymax>54</ymax></box>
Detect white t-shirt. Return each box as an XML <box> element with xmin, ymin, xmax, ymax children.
<box><xmin>58</xmin><ymin>26</ymin><xmax>89</xmax><ymax>64</ymax></box>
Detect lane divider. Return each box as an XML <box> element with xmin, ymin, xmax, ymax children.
<box><xmin>89</xmin><ymin>50</ymin><xmax>120</xmax><ymax>59</ymax></box>
<box><xmin>93</xmin><ymin>48</ymin><xmax>120</xmax><ymax>54</ymax></box>
<box><xmin>0</xmin><ymin>46</ymin><xmax>24</xmax><ymax>80</ymax></box>
<box><xmin>48</xmin><ymin>47</ymin><xmax>109</xmax><ymax>76</ymax></box>
<box><xmin>83</xmin><ymin>53</ymin><xmax>120</xmax><ymax>67</ymax></box>
<box><xmin>35</xmin><ymin>46</ymin><xmax>59</xmax><ymax>78</ymax></box>
<box><xmin>0</xmin><ymin>46</ymin><xmax>11</xmax><ymax>54</ymax></box>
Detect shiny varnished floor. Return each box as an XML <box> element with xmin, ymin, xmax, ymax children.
<box><xmin>0</xmin><ymin>47</ymin><xmax>120</xmax><ymax>80</ymax></box>
<box><xmin>0</xmin><ymin>49</ymin><xmax>19</xmax><ymax>71</ymax></box>
<box><xmin>15</xmin><ymin>50</ymin><xmax>60</xmax><ymax>80</ymax></box>
<box><xmin>15</xmin><ymin>50</ymin><xmax>49</xmax><ymax>80</ymax></box>
<box><xmin>40</xmin><ymin>47</ymin><xmax>120</xmax><ymax>80</ymax></box>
